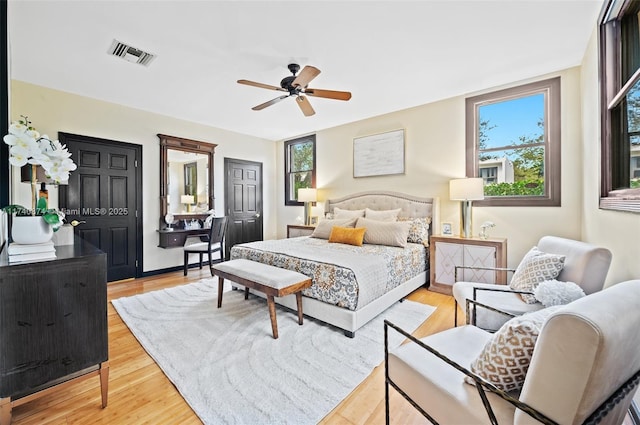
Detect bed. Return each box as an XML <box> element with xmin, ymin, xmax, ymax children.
<box><xmin>229</xmin><ymin>191</ymin><xmax>439</xmax><ymax>337</ymax></box>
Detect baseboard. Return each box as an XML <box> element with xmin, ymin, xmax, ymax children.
<box><xmin>140</xmin><ymin>265</ymin><xmax>184</xmax><ymax>277</ymax></box>
<box><xmin>141</xmin><ymin>260</ymin><xmax>223</xmax><ymax>278</ymax></box>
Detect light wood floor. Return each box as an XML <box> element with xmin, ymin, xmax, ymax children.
<box><xmin>11</xmin><ymin>268</ymin><xmax>455</xmax><ymax>425</ymax></box>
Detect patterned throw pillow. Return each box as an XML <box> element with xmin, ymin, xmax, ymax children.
<box><xmin>465</xmin><ymin>306</ymin><xmax>562</xmax><ymax>392</ymax></box>
<box><xmin>509</xmin><ymin>247</ymin><xmax>565</xmax><ymax>304</ymax></box>
<box><xmin>398</xmin><ymin>217</ymin><xmax>431</xmax><ymax>245</ymax></box>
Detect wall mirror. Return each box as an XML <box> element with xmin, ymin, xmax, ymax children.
<box><xmin>159</xmin><ymin>134</ymin><xmax>217</xmax><ymax>226</ymax></box>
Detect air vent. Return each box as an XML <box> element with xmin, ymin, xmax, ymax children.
<box><xmin>108</xmin><ymin>39</ymin><xmax>155</xmax><ymax>66</ymax></box>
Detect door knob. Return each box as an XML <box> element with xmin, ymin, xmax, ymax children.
<box><xmin>255</xmin><ymin>213</ymin><xmax>260</xmax><ymax>218</ymax></box>
<box><xmin>70</xmin><ymin>220</ymin><xmax>86</xmax><ymax>227</ymax></box>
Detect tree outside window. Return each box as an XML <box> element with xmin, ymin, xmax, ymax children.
<box><xmin>284</xmin><ymin>135</ymin><xmax>316</xmax><ymax>206</ymax></box>
<box><xmin>466</xmin><ymin>77</ymin><xmax>561</xmax><ymax>206</ymax></box>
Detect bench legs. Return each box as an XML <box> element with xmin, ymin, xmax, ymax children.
<box><xmin>296</xmin><ymin>292</ymin><xmax>304</xmax><ymax>325</ymax></box>
<box><xmin>216</xmin><ymin>277</ymin><xmax>304</xmax><ymax>340</ymax></box>
<box><xmin>266</xmin><ymin>295</ymin><xmax>279</xmax><ymax>339</ymax></box>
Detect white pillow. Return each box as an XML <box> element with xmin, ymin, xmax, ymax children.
<box><xmin>364</xmin><ymin>207</ymin><xmax>401</xmax><ymax>222</ymax></box>
<box><xmin>333</xmin><ymin>207</ymin><xmax>365</xmax><ymax>219</ymax></box>
<box><xmin>310</xmin><ymin>218</ymin><xmax>357</xmax><ymax>239</ymax></box>
<box><xmin>533</xmin><ymin>279</ymin><xmax>585</xmax><ymax>307</ymax></box>
<box><xmin>356</xmin><ymin>217</ymin><xmax>410</xmax><ymax>248</ymax></box>
<box><xmin>509</xmin><ymin>247</ymin><xmax>565</xmax><ymax>304</ymax></box>
<box><xmin>465</xmin><ymin>306</ymin><xmax>562</xmax><ymax>392</ymax></box>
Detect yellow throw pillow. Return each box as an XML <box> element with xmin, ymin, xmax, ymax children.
<box><xmin>328</xmin><ymin>226</ymin><xmax>366</xmax><ymax>246</ymax></box>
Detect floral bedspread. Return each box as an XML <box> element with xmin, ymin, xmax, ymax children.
<box><xmin>230</xmin><ymin>237</ymin><xmax>427</xmax><ymax>311</ymax></box>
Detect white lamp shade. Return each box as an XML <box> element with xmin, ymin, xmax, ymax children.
<box><xmin>297</xmin><ymin>188</ymin><xmax>317</xmax><ymax>202</ymax></box>
<box><xmin>449</xmin><ymin>178</ymin><xmax>485</xmax><ymax>201</ymax></box>
<box><xmin>180</xmin><ymin>195</ymin><xmax>195</xmax><ymax>204</ymax></box>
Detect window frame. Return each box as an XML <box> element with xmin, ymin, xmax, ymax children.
<box><xmin>284</xmin><ymin>134</ymin><xmax>316</xmax><ymax>206</ymax></box>
<box><xmin>465</xmin><ymin>77</ymin><xmax>562</xmax><ymax>207</ymax></box>
<box><xmin>599</xmin><ymin>0</ymin><xmax>640</xmax><ymax>213</ymax></box>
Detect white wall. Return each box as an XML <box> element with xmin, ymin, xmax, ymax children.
<box><xmin>277</xmin><ymin>67</ymin><xmax>585</xmax><ymax>268</ymax></box>
<box><xmin>579</xmin><ymin>28</ymin><xmax>640</xmax><ymax>286</ymax></box>
<box><xmin>10</xmin><ymin>80</ymin><xmax>277</xmax><ymax>273</ymax></box>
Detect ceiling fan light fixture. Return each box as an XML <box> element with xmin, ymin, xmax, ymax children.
<box><xmin>238</xmin><ymin>64</ymin><xmax>351</xmax><ymax>116</ymax></box>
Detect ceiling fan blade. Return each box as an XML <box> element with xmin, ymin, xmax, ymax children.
<box><xmin>238</xmin><ymin>79</ymin><xmax>286</xmax><ymax>92</ymax></box>
<box><xmin>252</xmin><ymin>95</ymin><xmax>290</xmax><ymax>111</ymax></box>
<box><xmin>304</xmin><ymin>88</ymin><xmax>352</xmax><ymax>101</ymax></box>
<box><xmin>292</xmin><ymin>66</ymin><xmax>321</xmax><ymax>88</ymax></box>
<box><xmin>296</xmin><ymin>95</ymin><xmax>315</xmax><ymax>116</ymax></box>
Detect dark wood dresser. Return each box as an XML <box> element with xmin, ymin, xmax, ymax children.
<box><xmin>0</xmin><ymin>240</ymin><xmax>108</xmax><ymax>424</ymax></box>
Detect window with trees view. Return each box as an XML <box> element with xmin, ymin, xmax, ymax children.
<box><xmin>465</xmin><ymin>77</ymin><xmax>561</xmax><ymax>206</ymax></box>
<box><xmin>284</xmin><ymin>135</ymin><xmax>316</xmax><ymax>206</ymax></box>
<box><xmin>599</xmin><ymin>0</ymin><xmax>640</xmax><ymax>212</ymax></box>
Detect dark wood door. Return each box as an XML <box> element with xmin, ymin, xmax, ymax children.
<box><xmin>224</xmin><ymin>158</ymin><xmax>263</xmax><ymax>259</ymax></box>
<box><xmin>59</xmin><ymin>133</ymin><xmax>142</xmax><ymax>281</ymax></box>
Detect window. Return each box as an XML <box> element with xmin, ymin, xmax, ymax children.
<box><xmin>599</xmin><ymin>0</ymin><xmax>640</xmax><ymax>212</ymax></box>
<box><xmin>284</xmin><ymin>135</ymin><xmax>316</xmax><ymax>206</ymax></box>
<box><xmin>479</xmin><ymin>166</ymin><xmax>498</xmax><ymax>184</ymax></box>
<box><xmin>465</xmin><ymin>77</ymin><xmax>561</xmax><ymax>206</ymax></box>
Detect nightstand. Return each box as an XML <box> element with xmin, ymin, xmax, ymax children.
<box><xmin>287</xmin><ymin>224</ymin><xmax>315</xmax><ymax>238</ymax></box>
<box><xmin>429</xmin><ymin>235</ymin><xmax>507</xmax><ymax>295</ymax></box>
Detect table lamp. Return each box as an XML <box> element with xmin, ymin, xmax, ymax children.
<box><xmin>449</xmin><ymin>178</ymin><xmax>484</xmax><ymax>238</ymax></box>
<box><xmin>297</xmin><ymin>188</ymin><xmax>317</xmax><ymax>226</ymax></box>
<box><xmin>181</xmin><ymin>194</ymin><xmax>195</xmax><ymax>213</ymax></box>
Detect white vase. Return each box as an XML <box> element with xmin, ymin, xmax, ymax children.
<box><xmin>11</xmin><ymin>216</ymin><xmax>54</xmax><ymax>245</ymax></box>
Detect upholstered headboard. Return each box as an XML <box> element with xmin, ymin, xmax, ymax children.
<box><xmin>326</xmin><ymin>191</ymin><xmax>439</xmax><ymax>224</ymax></box>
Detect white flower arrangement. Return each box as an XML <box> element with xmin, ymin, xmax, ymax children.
<box><xmin>2</xmin><ymin>116</ymin><xmax>76</xmax><ymax>229</ymax></box>
<box><xmin>3</xmin><ymin>116</ymin><xmax>76</xmax><ymax>183</ymax></box>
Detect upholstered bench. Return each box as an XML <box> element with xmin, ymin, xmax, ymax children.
<box><xmin>210</xmin><ymin>259</ymin><xmax>312</xmax><ymax>339</ymax></box>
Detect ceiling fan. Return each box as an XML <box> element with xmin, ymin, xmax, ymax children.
<box><xmin>237</xmin><ymin>63</ymin><xmax>352</xmax><ymax>117</ymax></box>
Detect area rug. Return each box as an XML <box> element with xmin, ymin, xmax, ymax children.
<box><xmin>112</xmin><ymin>278</ymin><xmax>435</xmax><ymax>425</ymax></box>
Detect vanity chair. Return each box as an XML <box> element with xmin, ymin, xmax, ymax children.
<box><xmin>183</xmin><ymin>216</ymin><xmax>227</xmax><ymax>276</ymax></box>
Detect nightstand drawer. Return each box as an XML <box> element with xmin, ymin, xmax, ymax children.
<box><xmin>287</xmin><ymin>225</ymin><xmax>315</xmax><ymax>238</ymax></box>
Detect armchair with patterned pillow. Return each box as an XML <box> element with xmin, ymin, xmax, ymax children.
<box><xmin>384</xmin><ymin>279</ymin><xmax>640</xmax><ymax>424</ymax></box>
<box><xmin>452</xmin><ymin>236</ymin><xmax>612</xmax><ymax>331</ymax></box>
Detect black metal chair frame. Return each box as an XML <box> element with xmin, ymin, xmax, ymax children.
<box><xmin>183</xmin><ymin>216</ymin><xmax>227</xmax><ymax>276</ymax></box>
<box><xmin>384</xmin><ymin>319</ymin><xmax>640</xmax><ymax>425</ymax></box>
<box><xmin>453</xmin><ymin>264</ymin><xmax>527</xmax><ymax>327</ymax></box>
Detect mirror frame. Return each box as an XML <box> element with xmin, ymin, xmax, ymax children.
<box><xmin>158</xmin><ymin>134</ymin><xmax>217</xmax><ymax>223</ymax></box>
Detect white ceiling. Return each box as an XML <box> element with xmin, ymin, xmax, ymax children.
<box><xmin>7</xmin><ymin>0</ymin><xmax>603</xmax><ymax>141</ymax></box>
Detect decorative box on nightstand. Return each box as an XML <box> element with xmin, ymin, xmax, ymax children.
<box><xmin>287</xmin><ymin>224</ymin><xmax>315</xmax><ymax>238</ymax></box>
<box><xmin>429</xmin><ymin>235</ymin><xmax>507</xmax><ymax>295</ymax></box>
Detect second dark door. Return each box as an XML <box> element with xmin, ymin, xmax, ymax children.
<box><xmin>224</xmin><ymin>158</ymin><xmax>263</xmax><ymax>259</ymax></box>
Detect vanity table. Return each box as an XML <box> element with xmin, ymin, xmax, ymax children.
<box><xmin>157</xmin><ymin>228</ymin><xmax>209</xmax><ymax>248</ymax></box>
<box><xmin>158</xmin><ymin>134</ymin><xmax>217</xmax><ymax>249</ymax></box>
<box><xmin>0</xmin><ymin>240</ymin><xmax>108</xmax><ymax>423</ymax></box>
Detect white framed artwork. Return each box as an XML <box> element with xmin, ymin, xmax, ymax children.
<box><xmin>353</xmin><ymin>129</ymin><xmax>405</xmax><ymax>178</ymax></box>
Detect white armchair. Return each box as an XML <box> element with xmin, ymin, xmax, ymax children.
<box><xmin>385</xmin><ymin>279</ymin><xmax>640</xmax><ymax>424</ymax></box>
<box><xmin>452</xmin><ymin>236</ymin><xmax>612</xmax><ymax>331</ymax></box>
